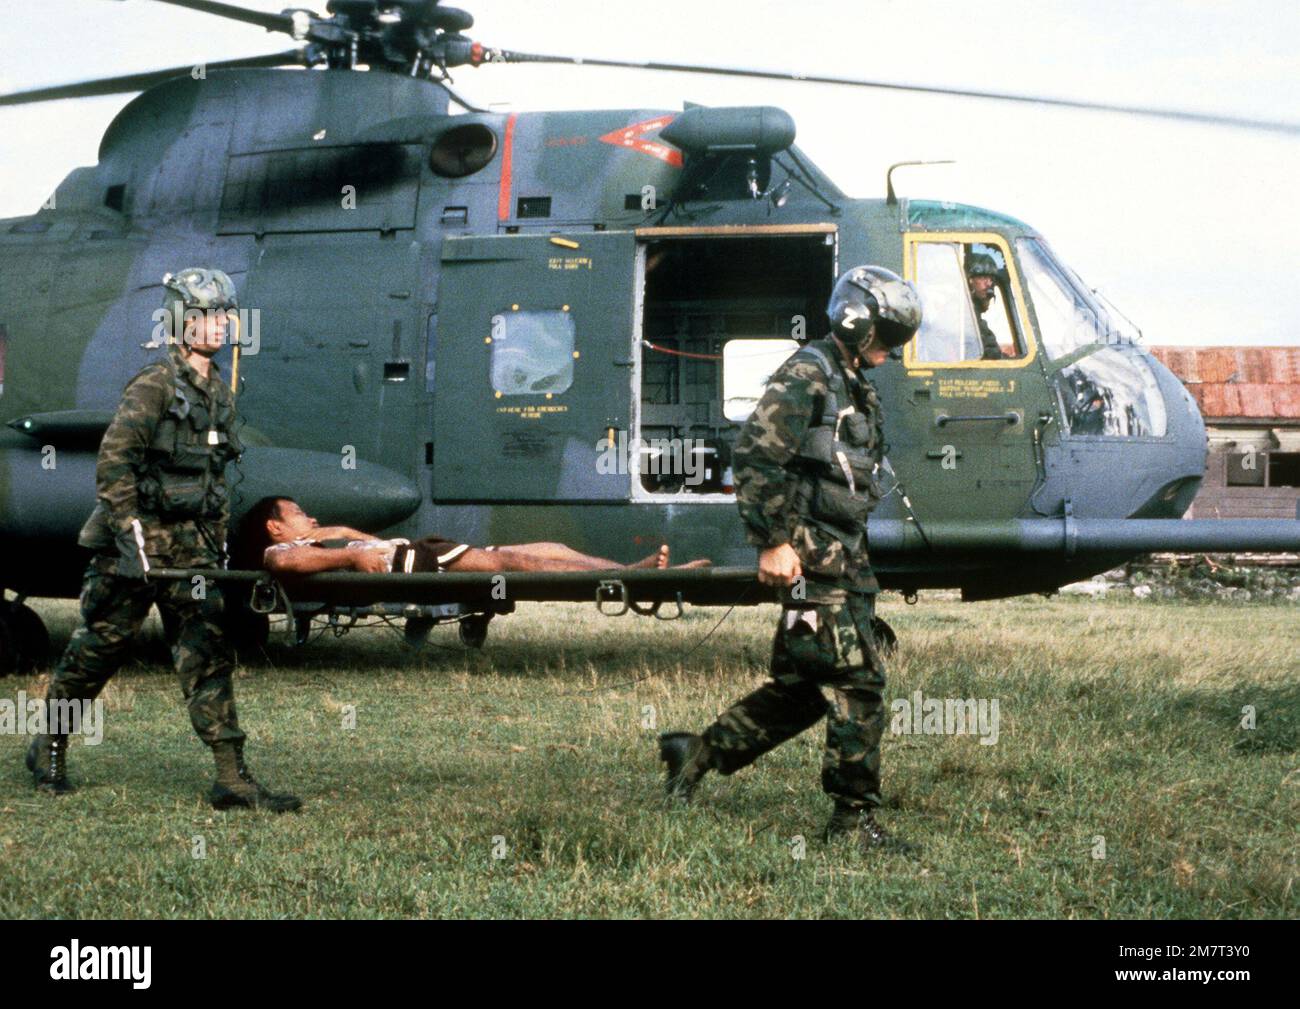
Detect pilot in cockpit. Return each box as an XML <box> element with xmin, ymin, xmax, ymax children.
<box><xmin>966</xmin><ymin>253</ymin><xmax>1005</xmax><ymax>361</ymax></box>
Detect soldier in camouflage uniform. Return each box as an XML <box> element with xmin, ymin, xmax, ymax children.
<box><xmin>659</xmin><ymin>265</ymin><xmax>922</xmax><ymax>852</ymax></box>
<box><xmin>27</xmin><ymin>268</ymin><xmax>300</xmax><ymax>812</ymax></box>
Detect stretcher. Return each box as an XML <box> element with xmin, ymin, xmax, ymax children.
<box><xmin>147</xmin><ymin>566</ymin><xmax>776</xmax><ymax>648</ymax></box>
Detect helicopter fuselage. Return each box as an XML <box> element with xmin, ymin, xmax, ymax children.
<box><xmin>0</xmin><ymin>69</ymin><xmax>1212</xmax><ymax>601</ymax></box>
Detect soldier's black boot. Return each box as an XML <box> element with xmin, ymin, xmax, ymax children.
<box><xmin>25</xmin><ymin>735</ymin><xmax>47</xmax><ymax>776</ymax></box>
<box><xmin>30</xmin><ymin>734</ymin><xmax>75</xmax><ymax>794</ymax></box>
<box><xmin>658</xmin><ymin>732</ymin><xmax>713</xmax><ymax>803</ymax></box>
<box><xmin>824</xmin><ymin>803</ymin><xmax>918</xmax><ymax>855</ymax></box>
<box><xmin>208</xmin><ymin>742</ymin><xmax>302</xmax><ymax>813</ymax></box>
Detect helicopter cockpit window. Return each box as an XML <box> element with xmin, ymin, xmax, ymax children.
<box><xmin>722</xmin><ymin>338</ymin><xmax>799</xmax><ymax>422</ymax></box>
<box><xmin>965</xmin><ymin>244</ymin><xmax>1024</xmax><ymax>359</ymax></box>
<box><xmin>1016</xmin><ymin>238</ymin><xmax>1104</xmax><ymax>358</ymax></box>
<box><xmin>1052</xmin><ymin>348</ymin><xmax>1168</xmax><ymax>437</ymax></box>
<box><xmin>490</xmin><ymin>310</ymin><xmax>575</xmax><ymax>396</ymax></box>
<box><xmin>1017</xmin><ymin>239</ymin><xmax>1166</xmax><ymax>437</ymax></box>
<box><xmin>1018</xmin><ymin>238</ymin><xmax>1141</xmax><ymax>351</ymax></box>
<box><xmin>911</xmin><ymin>242</ymin><xmax>983</xmax><ymax>363</ymax></box>
<box><xmin>910</xmin><ymin>241</ymin><xmax>1026</xmax><ymax>364</ymax></box>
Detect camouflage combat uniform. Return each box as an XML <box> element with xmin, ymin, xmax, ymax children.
<box><xmin>703</xmin><ymin>337</ymin><xmax>890</xmax><ymax>810</ymax></box>
<box><xmin>48</xmin><ymin>346</ymin><xmax>245</xmax><ymax>746</ymax></box>
<box><xmin>977</xmin><ymin>315</ymin><xmax>1003</xmax><ymax>360</ymax></box>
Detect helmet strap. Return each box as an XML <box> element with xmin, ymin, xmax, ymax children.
<box><xmin>831</xmin><ymin>332</ymin><xmax>865</xmax><ymax>370</ymax></box>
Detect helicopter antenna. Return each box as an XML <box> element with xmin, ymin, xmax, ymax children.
<box><xmin>886</xmin><ymin>161</ymin><xmax>956</xmax><ymax>205</ymax></box>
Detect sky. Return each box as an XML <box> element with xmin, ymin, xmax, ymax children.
<box><xmin>1</xmin><ymin>0</ymin><xmax>1297</xmax><ymax>347</ymax></box>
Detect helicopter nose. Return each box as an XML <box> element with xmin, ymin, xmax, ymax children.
<box><xmin>1144</xmin><ymin>352</ymin><xmax>1207</xmax><ymax>517</ymax></box>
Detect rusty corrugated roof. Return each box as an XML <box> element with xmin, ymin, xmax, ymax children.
<box><xmin>1150</xmin><ymin>346</ymin><xmax>1300</xmax><ymax>420</ymax></box>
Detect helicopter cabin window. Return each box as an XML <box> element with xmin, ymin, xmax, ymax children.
<box><xmin>909</xmin><ymin>241</ymin><xmax>1025</xmax><ymax>364</ymax></box>
<box><xmin>490</xmin><ymin>309</ymin><xmax>575</xmax><ymax>396</ymax></box>
<box><xmin>636</xmin><ymin>232</ymin><xmax>835</xmax><ymax>497</ymax></box>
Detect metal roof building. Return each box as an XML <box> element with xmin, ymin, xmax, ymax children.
<box><xmin>1151</xmin><ymin>346</ymin><xmax>1300</xmax><ymax>520</ymax></box>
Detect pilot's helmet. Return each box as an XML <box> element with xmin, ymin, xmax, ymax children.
<box><xmin>826</xmin><ymin>264</ymin><xmax>922</xmax><ymax>349</ymax></box>
<box><xmin>966</xmin><ymin>253</ymin><xmax>1001</xmax><ymax>279</ymax></box>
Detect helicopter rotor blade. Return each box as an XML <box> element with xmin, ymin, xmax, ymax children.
<box><xmin>137</xmin><ymin>0</ymin><xmax>298</xmax><ymax>34</ymax></box>
<box><xmin>488</xmin><ymin>50</ymin><xmax>1300</xmax><ymax>136</ymax></box>
<box><xmin>0</xmin><ymin>50</ymin><xmax>307</xmax><ymax>106</ymax></box>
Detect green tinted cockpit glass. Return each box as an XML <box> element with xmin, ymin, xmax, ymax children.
<box><xmin>490</xmin><ymin>310</ymin><xmax>575</xmax><ymax>396</ymax></box>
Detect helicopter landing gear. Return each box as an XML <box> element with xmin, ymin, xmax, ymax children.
<box><xmin>0</xmin><ymin>598</ymin><xmax>52</xmax><ymax>676</ymax></box>
<box><xmin>871</xmin><ymin>616</ymin><xmax>898</xmax><ymax>657</ymax></box>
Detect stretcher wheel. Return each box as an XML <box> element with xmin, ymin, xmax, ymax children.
<box><xmin>404</xmin><ymin>617</ymin><xmax>435</xmax><ymax>648</ymax></box>
<box><xmin>459</xmin><ymin>613</ymin><xmax>491</xmax><ymax>649</ymax></box>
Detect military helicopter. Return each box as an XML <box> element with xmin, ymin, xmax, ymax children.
<box><xmin>1</xmin><ymin>0</ymin><xmax>1297</xmax><ymax>668</ymax></box>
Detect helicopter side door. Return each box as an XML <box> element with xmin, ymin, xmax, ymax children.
<box><xmin>899</xmin><ymin>232</ymin><xmax>1046</xmax><ymax>520</ymax></box>
<box><xmin>432</xmin><ymin>231</ymin><xmax>636</xmax><ymax>502</ymax></box>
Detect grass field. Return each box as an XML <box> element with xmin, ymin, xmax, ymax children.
<box><xmin>2</xmin><ymin>594</ymin><xmax>1296</xmax><ymax>919</ymax></box>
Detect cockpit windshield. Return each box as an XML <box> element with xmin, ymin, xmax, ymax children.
<box><xmin>1017</xmin><ymin>238</ymin><xmax>1165</xmax><ymax>438</ymax></box>
<box><xmin>1016</xmin><ymin>238</ymin><xmax>1140</xmax><ymax>355</ymax></box>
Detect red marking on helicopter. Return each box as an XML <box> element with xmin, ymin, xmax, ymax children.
<box><xmin>598</xmin><ymin>116</ymin><xmax>684</xmax><ymax>167</ymax></box>
<box><xmin>498</xmin><ymin>113</ymin><xmax>518</xmax><ymax>220</ymax></box>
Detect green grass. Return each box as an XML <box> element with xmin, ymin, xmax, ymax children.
<box><xmin>2</xmin><ymin>595</ymin><xmax>1296</xmax><ymax>919</ymax></box>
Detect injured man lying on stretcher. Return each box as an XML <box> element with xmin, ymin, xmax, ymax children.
<box><xmin>235</xmin><ymin>497</ymin><xmax>710</xmax><ymax>575</ymax></box>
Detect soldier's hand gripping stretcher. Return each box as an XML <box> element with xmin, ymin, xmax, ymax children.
<box><xmin>756</xmin><ymin>543</ymin><xmax>802</xmax><ymax>588</ymax></box>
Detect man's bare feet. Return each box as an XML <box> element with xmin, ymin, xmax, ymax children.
<box><xmin>629</xmin><ymin>546</ymin><xmax>710</xmax><ymax>570</ymax></box>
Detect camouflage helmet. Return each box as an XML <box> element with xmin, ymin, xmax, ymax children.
<box><xmin>161</xmin><ymin>267</ymin><xmax>238</xmax><ymax>313</ymax></box>
<box><xmin>826</xmin><ymin>265</ymin><xmax>922</xmax><ymax>350</ymax></box>
<box><xmin>966</xmin><ymin>253</ymin><xmax>1001</xmax><ymax>279</ymax></box>
<box><xmin>159</xmin><ymin>267</ymin><xmax>237</xmax><ymax>343</ymax></box>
